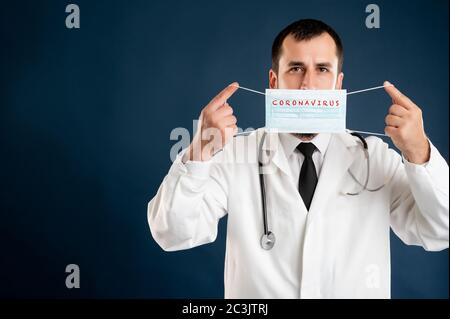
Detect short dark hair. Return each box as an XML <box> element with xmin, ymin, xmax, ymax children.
<box><xmin>271</xmin><ymin>19</ymin><xmax>344</xmax><ymax>73</ymax></box>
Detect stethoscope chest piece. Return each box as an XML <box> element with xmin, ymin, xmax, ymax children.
<box><xmin>261</xmin><ymin>231</ymin><xmax>276</xmax><ymax>250</ymax></box>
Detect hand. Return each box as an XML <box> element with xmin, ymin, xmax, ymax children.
<box><xmin>384</xmin><ymin>81</ymin><xmax>430</xmax><ymax>164</ymax></box>
<box><xmin>187</xmin><ymin>82</ymin><xmax>239</xmax><ymax>161</ymax></box>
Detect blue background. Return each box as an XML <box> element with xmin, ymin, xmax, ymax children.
<box><xmin>1</xmin><ymin>0</ymin><xmax>448</xmax><ymax>298</ymax></box>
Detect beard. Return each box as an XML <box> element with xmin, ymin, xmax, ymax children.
<box><xmin>292</xmin><ymin>133</ymin><xmax>317</xmax><ymax>141</ymax></box>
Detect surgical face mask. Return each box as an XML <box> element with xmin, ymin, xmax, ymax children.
<box><xmin>265</xmin><ymin>89</ymin><xmax>347</xmax><ymax>133</ymax></box>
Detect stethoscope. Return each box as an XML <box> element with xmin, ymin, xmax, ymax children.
<box><xmin>258</xmin><ymin>130</ymin><xmax>389</xmax><ymax>250</ymax></box>
<box><xmin>228</xmin><ymin>83</ymin><xmax>396</xmax><ymax>249</ymax></box>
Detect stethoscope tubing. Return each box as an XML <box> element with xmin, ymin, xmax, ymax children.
<box><xmin>257</xmin><ymin>131</ymin><xmax>386</xmax><ymax>250</ymax></box>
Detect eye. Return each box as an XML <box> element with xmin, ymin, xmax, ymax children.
<box><xmin>318</xmin><ymin>67</ymin><xmax>328</xmax><ymax>73</ymax></box>
<box><xmin>289</xmin><ymin>67</ymin><xmax>303</xmax><ymax>73</ymax></box>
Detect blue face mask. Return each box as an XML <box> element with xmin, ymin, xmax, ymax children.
<box><xmin>265</xmin><ymin>89</ymin><xmax>347</xmax><ymax>133</ymax></box>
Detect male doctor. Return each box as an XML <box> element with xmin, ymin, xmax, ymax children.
<box><xmin>148</xmin><ymin>19</ymin><xmax>449</xmax><ymax>298</ymax></box>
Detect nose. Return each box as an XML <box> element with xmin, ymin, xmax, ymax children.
<box><xmin>300</xmin><ymin>70</ymin><xmax>313</xmax><ymax>90</ymax></box>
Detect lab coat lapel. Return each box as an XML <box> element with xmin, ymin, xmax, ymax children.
<box><xmin>307</xmin><ymin>133</ymin><xmax>359</xmax><ymax>223</ymax></box>
<box><xmin>259</xmin><ymin>130</ymin><xmax>310</xmax><ymax>217</ymax></box>
<box><xmin>260</xmin><ymin>131</ymin><xmax>291</xmax><ymax>177</ymax></box>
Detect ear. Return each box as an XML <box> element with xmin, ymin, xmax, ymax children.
<box><xmin>335</xmin><ymin>72</ymin><xmax>344</xmax><ymax>90</ymax></box>
<box><xmin>269</xmin><ymin>69</ymin><xmax>278</xmax><ymax>89</ymax></box>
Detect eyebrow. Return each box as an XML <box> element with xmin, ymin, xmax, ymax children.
<box><xmin>287</xmin><ymin>61</ymin><xmax>333</xmax><ymax>68</ymax></box>
<box><xmin>287</xmin><ymin>61</ymin><xmax>305</xmax><ymax>67</ymax></box>
<box><xmin>316</xmin><ymin>62</ymin><xmax>332</xmax><ymax>68</ymax></box>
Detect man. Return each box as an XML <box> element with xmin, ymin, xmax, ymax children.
<box><xmin>148</xmin><ymin>19</ymin><xmax>449</xmax><ymax>298</ymax></box>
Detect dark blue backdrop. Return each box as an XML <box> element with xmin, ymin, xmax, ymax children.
<box><xmin>1</xmin><ymin>0</ymin><xmax>448</xmax><ymax>298</ymax></box>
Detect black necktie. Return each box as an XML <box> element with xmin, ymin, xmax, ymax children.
<box><xmin>296</xmin><ymin>143</ymin><xmax>318</xmax><ymax>210</ymax></box>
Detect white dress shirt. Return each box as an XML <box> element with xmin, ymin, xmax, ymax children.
<box><xmin>278</xmin><ymin>133</ymin><xmax>331</xmax><ymax>187</ymax></box>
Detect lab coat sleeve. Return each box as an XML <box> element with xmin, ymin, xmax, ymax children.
<box><xmin>147</xmin><ymin>148</ymin><xmax>228</xmax><ymax>251</ymax></box>
<box><xmin>388</xmin><ymin>140</ymin><xmax>449</xmax><ymax>251</ymax></box>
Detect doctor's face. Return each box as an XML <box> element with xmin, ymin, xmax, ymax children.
<box><xmin>269</xmin><ymin>33</ymin><xmax>344</xmax><ymax>90</ymax></box>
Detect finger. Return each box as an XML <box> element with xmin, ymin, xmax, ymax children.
<box><xmin>389</xmin><ymin>104</ymin><xmax>409</xmax><ymax>117</ymax></box>
<box><xmin>215</xmin><ymin>103</ymin><xmax>234</xmax><ymax>117</ymax></box>
<box><xmin>224</xmin><ymin>124</ymin><xmax>238</xmax><ymax>134</ymax></box>
<box><xmin>209</xmin><ymin>82</ymin><xmax>240</xmax><ymax>110</ymax></box>
<box><xmin>385</xmin><ymin>114</ymin><xmax>403</xmax><ymax>128</ymax></box>
<box><xmin>384</xmin><ymin>126</ymin><xmax>397</xmax><ymax>137</ymax></box>
<box><xmin>383</xmin><ymin>81</ymin><xmax>414</xmax><ymax>109</ymax></box>
<box><xmin>222</xmin><ymin>115</ymin><xmax>237</xmax><ymax>127</ymax></box>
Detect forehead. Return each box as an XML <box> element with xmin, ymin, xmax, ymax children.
<box><xmin>279</xmin><ymin>32</ymin><xmax>338</xmax><ymax>65</ymax></box>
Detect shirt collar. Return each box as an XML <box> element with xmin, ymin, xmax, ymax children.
<box><xmin>278</xmin><ymin>133</ymin><xmax>331</xmax><ymax>158</ymax></box>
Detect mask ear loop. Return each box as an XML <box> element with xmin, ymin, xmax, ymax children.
<box><xmin>231</xmin><ymin>83</ymin><xmax>393</xmax><ymax>138</ymax></box>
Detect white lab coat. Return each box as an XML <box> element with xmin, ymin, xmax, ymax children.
<box><xmin>148</xmin><ymin>129</ymin><xmax>449</xmax><ymax>298</ymax></box>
